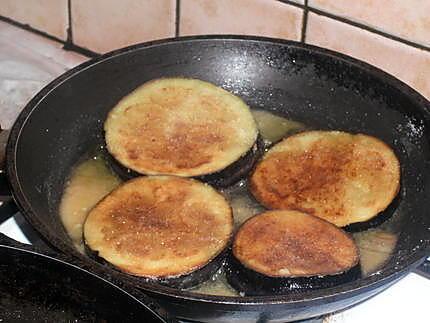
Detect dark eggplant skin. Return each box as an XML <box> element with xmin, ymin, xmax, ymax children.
<box><xmin>103</xmin><ymin>145</ymin><xmax>142</xmax><ymax>180</ymax></box>
<box><xmin>84</xmin><ymin>240</ymin><xmax>229</xmax><ymax>290</ymax></box>
<box><xmin>154</xmin><ymin>248</ymin><xmax>228</xmax><ymax>289</ymax></box>
<box><xmin>198</xmin><ymin>135</ymin><xmax>264</xmax><ymax>187</ymax></box>
<box><xmin>103</xmin><ymin>135</ymin><xmax>265</xmax><ymax>188</ymax></box>
<box><xmin>225</xmin><ymin>252</ymin><xmax>361</xmax><ymax>296</ymax></box>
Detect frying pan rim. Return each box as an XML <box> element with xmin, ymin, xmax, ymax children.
<box><xmin>0</xmin><ymin>242</ymin><xmax>167</xmax><ymax>320</ymax></box>
<box><xmin>6</xmin><ymin>35</ymin><xmax>430</xmax><ymax>306</ymax></box>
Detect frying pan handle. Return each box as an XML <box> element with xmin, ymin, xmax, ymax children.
<box><xmin>414</xmin><ymin>259</ymin><xmax>430</xmax><ymax>279</ymax></box>
<box><xmin>0</xmin><ymin>232</ymin><xmax>173</xmax><ymax>321</ymax></box>
<box><xmin>0</xmin><ymin>196</ymin><xmax>18</xmax><ymax>223</ymax></box>
<box><xmin>0</xmin><ymin>231</ymin><xmax>30</xmax><ymax>249</ymax></box>
<box><xmin>0</xmin><ymin>128</ymin><xmax>18</xmax><ymax>223</ymax></box>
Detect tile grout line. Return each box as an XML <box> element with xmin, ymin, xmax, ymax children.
<box><xmin>175</xmin><ymin>0</ymin><xmax>180</xmax><ymax>37</ymax></box>
<box><xmin>307</xmin><ymin>6</ymin><xmax>430</xmax><ymax>52</ymax></box>
<box><xmin>0</xmin><ymin>15</ymin><xmax>99</xmax><ymax>57</ymax></box>
<box><xmin>300</xmin><ymin>0</ymin><xmax>309</xmax><ymax>43</ymax></box>
<box><xmin>62</xmin><ymin>0</ymin><xmax>99</xmax><ymax>57</ymax></box>
<box><xmin>0</xmin><ymin>15</ymin><xmax>64</xmax><ymax>45</ymax></box>
<box><xmin>66</xmin><ymin>0</ymin><xmax>73</xmax><ymax>44</ymax></box>
<box><xmin>0</xmin><ymin>22</ymin><xmax>82</xmax><ymax>69</ymax></box>
<box><xmin>61</xmin><ymin>42</ymin><xmax>98</xmax><ymax>57</ymax></box>
<box><xmin>0</xmin><ymin>2</ymin><xmax>429</xmax><ymax>54</ymax></box>
<box><xmin>277</xmin><ymin>0</ymin><xmax>430</xmax><ymax>52</ymax></box>
<box><xmin>276</xmin><ymin>0</ymin><xmax>305</xmax><ymax>9</ymax></box>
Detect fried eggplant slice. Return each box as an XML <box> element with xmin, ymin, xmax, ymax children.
<box><xmin>249</xmin><ymin>131</ymin><xmax>400</xmax><ymax>227</ymax></box>
<box><xmin>226</xmin><ymin>210</ymin><xmax>360</xmax><ymax>295</ymax></box>
<box><xmin>84</xmin><ymin>176</ymin><xmax>233</xmax><ymax>288</ymax></box>
<box><xmin>104</xmin><ymin>78</ymin><xmax>258</xmax><ymax>182</ymax></box>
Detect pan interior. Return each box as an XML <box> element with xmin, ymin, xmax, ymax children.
<box><xmin>9</xmin><ymin>38</ymin><xmax>430</xmax><ymax>302</ymax></box>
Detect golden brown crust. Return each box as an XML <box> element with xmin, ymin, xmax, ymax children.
<box><xmin>83</xmin><ymin>176</ymin><xmax>233</xmax><ymax>278</ymax></box>
<box><xmin>105</xmin><ymin>78</ymin><xmax>258</xmax><ymax>177</ymax></box>
<box><xmin>249</xmin><ymin>131</ymin><xmax>400</xmax><ymax>227</ymax></box>
<box><xmin>233</xmin><ymin>210</ymin><xmax>359</xmax><ymax>277</ymax></box>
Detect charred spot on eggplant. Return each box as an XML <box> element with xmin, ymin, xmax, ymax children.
<box><xmin>104</xmin><ymin>78</ymin><xmax>259</xmax><ymax>180</ymax></box>
<box><xmin>226</xmin><ymin>210</ymin><xmax>360</xmax><ymax>296</ymax></box>
<box><xmin>83</xmin><ymin>176</ymin><xmax>233</xmax><ymax>288</ymax></box>
<box><xmin>250</xmin><ymin>131</ymin><xmax>401</xmax><ymax>227</ymax></box>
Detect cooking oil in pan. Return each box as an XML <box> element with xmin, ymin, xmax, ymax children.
<box><xmin>251</xmin><ymin>109</ymin><xmax>305</xmax><ymax>145</ymax></box>
<box><xmin>353</xmin><ymin>229</ymin><xmax>397</xmax><ymax>276</ymax></box>
<box><xmin>59</xmin><ymin>156</ymin><xmax>121</xmax><ymax>252</ymax></box>
<box><xmin>59</xmin><ymin>109</ymin><xmax>398</xmax><ymax>296</ymax></box>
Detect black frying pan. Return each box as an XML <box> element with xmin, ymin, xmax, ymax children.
<box><xmin>2</xmin><ymin>36</ymin><xmax>430</xmax><ymax>322</ymax></box>
<box><xmin>0</xmin><ymin>230</ymin><xmax>170</xmax><ymax>322</ymax></box>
